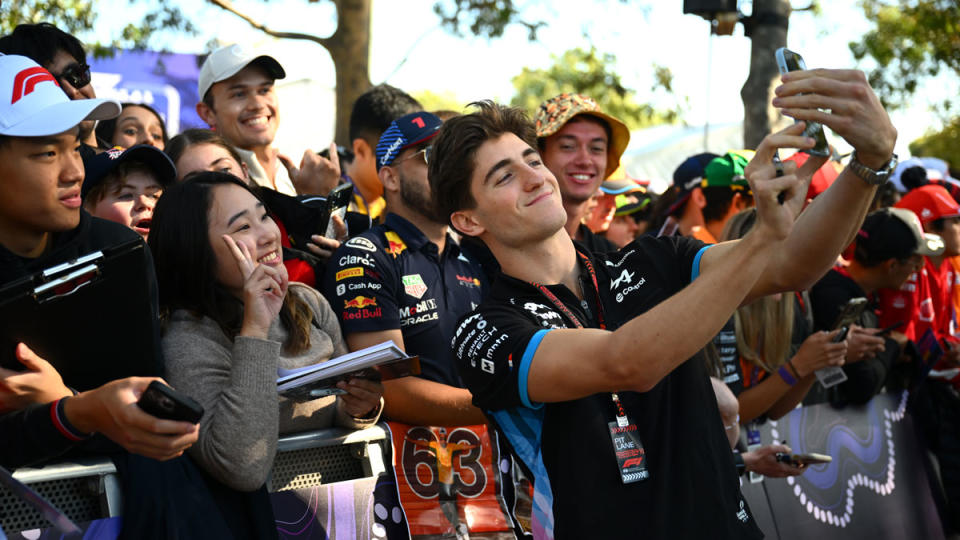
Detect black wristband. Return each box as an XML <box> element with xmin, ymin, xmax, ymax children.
<box><xmin>733</xmin><ymin>452</ymin><xmax>746</xmax><ymax>476</ymax></box>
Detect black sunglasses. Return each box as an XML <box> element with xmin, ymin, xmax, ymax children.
<box><xmin>54</xmin><ymin>63</ymin><xmax>91</xmax><ymax>89</ymax></box>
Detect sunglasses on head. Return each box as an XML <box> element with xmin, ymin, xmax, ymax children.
<box><xmin>54</xmin><ymin>63</ymin><xmax>91</xmax><ymax>89</ymax></box>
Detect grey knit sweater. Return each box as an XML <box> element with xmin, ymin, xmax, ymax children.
<box><xmin>162</xmin><ymin>283</ymin><xmax>380</xmax><ymax>491</ymax></box>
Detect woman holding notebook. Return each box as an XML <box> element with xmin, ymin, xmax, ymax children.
<box><xmin>149</xmin><ymin>172</ymin><xmax>382</xmax><ymax>500</ymax></box>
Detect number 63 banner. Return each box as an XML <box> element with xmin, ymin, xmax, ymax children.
<box><xmin>384</xmin><ymin>422</ymin><xmax>530</xmax><ymax>539</ymax></box>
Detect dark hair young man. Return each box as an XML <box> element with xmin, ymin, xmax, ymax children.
<box><xmin>0</xmin><ymin>23</ymin><xmax>106</xmax><ymax>156</ymax></box>
<box><xmin>344</xmin><ymin>84</ymin><xmax>423</xmax><ymax>222</ymax></box>
<box><xmin>428</xmin><ymin>65</ymin><xmax>896</xmax><ymax>538</ymax></box>
<box><xmin>323</xmin><ymin>112</ymin><xmax>487</xmax><ymax>427</ymax></box>
<box><xmin>533</xmin><ymin>93</ymin><xmax>629</xmax><ymax>252</ymax></box>
<box><xmin>0</xmin><ymin>54</ymin><xmax>197</xmax><ymax>468</ymax></box>
<box><xmin>810</xmin><ymin>207</ymin><xmax>942</xmax><ymax>405</ymax></box>
<box><xmin>196</xmin><ymin>44</ymin><xmax>340</xmax><ymax>197</ymax></box>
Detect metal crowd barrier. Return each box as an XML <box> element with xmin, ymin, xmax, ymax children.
<box><xmin>0</xmin><ymin>423</ymin><xmax>390</xmax><ymax>535</ymax></box>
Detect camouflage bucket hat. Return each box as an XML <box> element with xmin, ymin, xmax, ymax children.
<box><xmin>534</xmin><ymin>93</ymin><xmax>630</xmax><ymax>180</ymax></box>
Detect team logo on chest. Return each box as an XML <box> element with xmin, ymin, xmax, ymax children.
<box><xmin>402</xmin><ymin>274</ymin><xmax>428</xmax><ymax>299</ymax></box>
<box><xmin>385</xmin><ymin>231</ymin><xmax>407</xmax><ymax>258</ymax></box>
<box><xmin>522</xmin><ymin>302</ymin><xmax>565</xmax><ymax>328</ymax></box>
<box><xmin>345</xmin><ymin>237</ymin><xmax>377</xmax><ymax>252</ymax></box>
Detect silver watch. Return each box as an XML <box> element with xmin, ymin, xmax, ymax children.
<box><xmin>848</xmin><ymin>151</ymin><xmax>898</xmax><ymax>185</ymax></box>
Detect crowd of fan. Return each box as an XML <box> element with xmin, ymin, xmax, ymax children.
<box><xmin>0</xmin><ymin>20</ymin><xmax>957</xmax><ymax>540</ymax></box>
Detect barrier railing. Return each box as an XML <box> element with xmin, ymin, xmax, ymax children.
<box><xmin>0</xmin><ymin>423</ymin><xmax>390</xmax><ymax>536</ymax></box>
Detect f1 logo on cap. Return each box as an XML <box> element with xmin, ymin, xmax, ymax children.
<box><xmin>12</xmin><ymin>67</ymin><xmax>59</xmax><ymax>104</ymax></box>
<box><xmin>410</xmin><ymin>116</ymin><xmax>425</xmax><ymax>128</ymax></box>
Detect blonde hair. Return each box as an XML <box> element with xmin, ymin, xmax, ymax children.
<box><xmin>723</xmin><ymin>208</ymin><xmax>795</xmax><ymax>372</ymax></box>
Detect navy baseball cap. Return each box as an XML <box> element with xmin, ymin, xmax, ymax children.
<box><xmin>82</xmin><ymin>145</ymin><xmax>177</xmax><ymax>198</ymax></box>
<box><xmin>375</xmin><ymin>111</ymin><xmax>442</xmax><ymax>170</ymax></box>
<box><xmin>667</xmin><ymin>152</ymin><xmax>719</xmax><ymax>215</ymax></box>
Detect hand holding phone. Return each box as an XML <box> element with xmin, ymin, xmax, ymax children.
<box><xmin>137</xmin><ymin>381</ymin><xmax>204</xmax><ymax>424</ymax></box>
<box><xmin>775</xmin><ymin>452</ymin><xmax>832</xmax><ymax>466</ymax></box>
<box><xmin>877</xmin><ymin>321</ymin><xmax>905</xmax><ymax>336</ymax></box>
<box><xmin>775</xmin><ymin>48</ymin><xmax>830</xmax><ymax>157</ymax></box>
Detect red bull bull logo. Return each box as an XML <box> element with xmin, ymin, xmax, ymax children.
<box><xmin>344</xmin><ymin>296</ymin><xmax>378</xmax><ymax>309</ymax></box>
<box><xmin>385</xmin><ymin>231</ymin><xmax>407</xmax><ymax>258</ymax></box>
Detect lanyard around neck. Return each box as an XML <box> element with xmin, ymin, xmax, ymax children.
<box><xmin>527</xmin><ymin>251</ymin><xmax>606</xmax><ymax>330</ymax></box>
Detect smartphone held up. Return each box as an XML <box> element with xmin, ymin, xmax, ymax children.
<box><xmin>775</xmin><ymin>47</ymin><xmax>830</xmax><ymax>157</ymax></box>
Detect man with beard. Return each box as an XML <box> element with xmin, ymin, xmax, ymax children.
<box><xmin>323</xmin><ymin>112</ymin><xmax>488</xmax><ymax>426</ymax></box>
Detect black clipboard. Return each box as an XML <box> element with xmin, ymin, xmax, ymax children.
<box><xmin>0</xmin><ymin>239</ymin><xmax>158</xmax><ymax>391</ymax></box>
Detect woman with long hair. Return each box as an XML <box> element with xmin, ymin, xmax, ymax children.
<box><xmin>149</xmin><ymin>172</ymin><xmax>382</xmax><ymax>497</ymax></box>
<box><xmin>723</xmin><ymin>209</ymin><xmax>847</xmax><ymax>424</ymax></box>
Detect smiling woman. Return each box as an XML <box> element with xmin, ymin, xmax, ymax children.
<box><xmin>147</xmin><ymin>172</ymin><xmax>383</xmax><ymax>505</ymax></box>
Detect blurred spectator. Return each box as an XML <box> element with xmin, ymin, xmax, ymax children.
<box><xmin>197</xmin><ymin>44</ymin><xmax>340</xmax><ymax>197</ymax></box>
<box><xmin>701</xmin><ymin>151</ymin><xmax>755</xmax><ymax>242</ymax></box>
<box><xmin>722</xmin><ymin>209</ymin><xmax>847</xmax><ymax>423</ymax></box>
<box><xmin>783</xmin><ymin>149</ymin><xmax>842</xmax><ymax>203</ymax></box>
<box><xmin>81</xmin><ymin>145</ymin><xmax>176</xmax><ymax>241</ymax></box>
<box><xmin>650</xmin><ymin>152</ymin><xmax>718</xmax><ymax>241</ymax></box>
<box><xmin>711</xmin><ymin>377</ymin><xmax>805</xmax><ymax>478</ymax></box>
<box><xmin>344</xmin><ymin>84</ymin><xmax>422</xmax><ymax>223</ymax></box>
<box><xmin>0</xmin><ymin>23</ymin><xmax>109</xmax><ymax>157</ymax></box>
<box><xmin>876</xmin><ymin>184</ymin><xmax>960</xmax><ymax>533</ymax></box>
<box><xmin>323</xmin><ymin>112</ymin><xmax>488</xmax><ymax>426</ymax></box>
<box><xmin>595</xmin><ymin>178</ymin><xmax>652</xmax><ymax>248</ymax></box>
<box><xmin>878</xmin><ymin>184</ymin><xmax>960</xmax><ymax>353</ymax></box>
<box><xmin>534</xmin><ymin>93</ymin><xmax>629</xmax><ymax>252</ymax></box>
<box><xmin>166</xmin><ymin>128</ymin><xmax>248</xmax><ymax>181</ymax></box>
<box><xmin>809</xmin><ymin>208</ymin><xmax>943</xmax><ymax>405</ymax></box>
<box><xmin>150</xmin><ymin>172</ymin><xmax>382</xmax><ymax>495</ymax></box>
<box><xmin>95</xmin><ymin>102</ymin><xmax>168</xmax><ymax>150</ymax></box>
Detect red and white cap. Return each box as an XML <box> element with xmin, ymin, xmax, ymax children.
<box><xmin>895</xmin><ymin>184</ymin><xmax>960</xmax><ymax>224</ymax></box>
<box><xmin>0</xmin><ymin>54</ymin><xmax>120</xmax><ymax>137</ymax></box>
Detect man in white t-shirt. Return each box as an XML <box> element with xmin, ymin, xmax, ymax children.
<box><xmin>197</xmin><ymin>44</ymin><xmax>339</xmax><ymax>197</ymax></box>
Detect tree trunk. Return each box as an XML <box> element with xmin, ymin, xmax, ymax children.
<box><xmin>327</xmin><ymin>0</ymin><xmax>372</xmax><ymax>145</ymax></box>
<box><xmin>741</xmin><ymin>0</ymin><xmax>791</xmax><ymax>149</ymax></box>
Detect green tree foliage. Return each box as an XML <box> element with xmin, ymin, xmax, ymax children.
<box><xmin>849</xmin><ymin>0</ymin><xmax>960</xmax><ymax>111</ymax></box>
<box><xmin>433</xmin><ymin>0</ymin><xmax>545</xmax><ymax>40</ymax></box>
<box><xmin>909</xmin><ymin>117</ymin><xmax>960</xmax><ymax>171</ymax></box>
<box><xmin>0</xmin><ymin>0</ymin><xmax>196</xmax><ymax>57</ymax></box>
<box><xmin>411</xmin><ymin>90</ymin><xmax>465</xmax><ymax>115</ymax></box>
<box><xmin>510</xmin><ymin>47</ymin><xmax>679</xmax><ymax>130</ymax></box>
<box><xmin>0</xmin><ymin>0</ymin><xmax>96</xmax><ymax>36</ymax></box>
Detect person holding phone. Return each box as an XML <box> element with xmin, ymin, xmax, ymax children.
<box><xmin>720</xmin><ymin>209</ymin><xmax>848</xmax><ymax>424</ymax></box>
<box><xmin>166</xmin><ymin>128</ymin><xmax>348</xmax><ymax>282</ymax></box>
<box><xmin>149</xmin><ymin>172</ymin><xmax>383</xmax><ymax>495</ymax></box>
<box><xmin>427</xmin><ymin>70</ymin><xmax>895</xmax><ymax>537</ymax></box>
<box><xmin>809</xmin><ymin>208</ymin><xmax>941</xmax><ymax>404</ymax></box>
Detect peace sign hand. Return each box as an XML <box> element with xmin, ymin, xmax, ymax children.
<box><xmin>222</xmin><ymin>235</ymin><xmax>288</xmax><ymax>340</ymax></box>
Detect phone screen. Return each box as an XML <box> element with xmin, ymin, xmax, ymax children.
<box><xmin>775</xmin><ymin>47</ymin><xmax>830</xmax><ymax>157</ymax></box>
<box><xmin>323</xmin><ymin>184</ymin><xmax>353</xmax><ymax>238</ymax></box>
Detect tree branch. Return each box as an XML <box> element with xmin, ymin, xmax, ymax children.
<box><xmin>206</xmin><ymin>0</ymin><xmax>331</xmax><ymax>48</ymax></box>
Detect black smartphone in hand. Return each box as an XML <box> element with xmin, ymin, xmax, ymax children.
<box><xmin>137</xmin><ymin>381</ymin><xmax>204</xmax><ymax>424</ymax></box>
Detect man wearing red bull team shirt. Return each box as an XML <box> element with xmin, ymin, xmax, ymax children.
<box><xmin>323</xmin><ymin>111</ymin><xmax>488</xmax><ymax>426</ymax></box>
